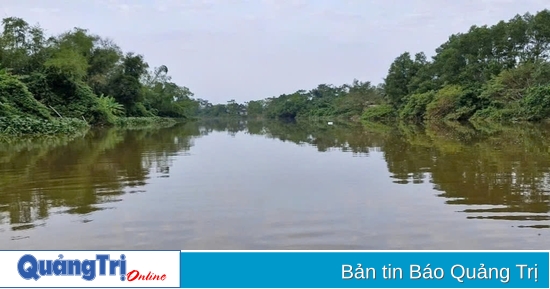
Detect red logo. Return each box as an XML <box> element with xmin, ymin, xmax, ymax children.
<box><xmin>126</xmin><ymin>270</ymin><xmax>167</xmax><ymax>281</ymax></box>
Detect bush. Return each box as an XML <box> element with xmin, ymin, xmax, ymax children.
<box><xmin>0</xmin><ymin>72</ymin><xmax>52</xmax><ymax>119</ymax></box>
<box><xmin>55</xmin><ymin>82</ymin><xmax>98</xmax><ymax>119</ymax></box>
<box><xmin>361</xmin><ymin>104</ymin><xmax>396</xmax><ymax>121</ymax></box>
<box><xmin>470</xmin><ymin>106</ymin><xmax>520</xmax><ymax>122</ymax></box>
<box><xmin>399</xmin><ymin>91</ymin><xmax>435</xmax><ymax>120</ymax></box>
<box><xmin>0</xmin><ymin>116</ymin><xmax>89</xmax><ymax>136</ymax></box>
<box><xmin>90</xmin><ymin>95</ymin><xmax>125</xmax><ymax>125</ymax></box>
<box><xmin>520</xmin><ymin>84</ymin><xmax>550</xmax><ymax>121</ymax></box>
<box><xmin>425</xmin><ymin>85</ymin><xmax>460</xmax><ymax>120</ymax></box>
<box><xmin>127</xmin><ymin>102</ymin><xmax>154</xmax><ymax>117</ymax></box>
<box><xmin>425</xmin><ymin>85</ymin><xmax>475</xmax><ymax>121</ymax></box>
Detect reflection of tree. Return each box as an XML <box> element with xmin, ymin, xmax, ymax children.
<box><xmin>201</xmin><ymin>119</ymin><xmax>550</xmax><ymax>229</ymax></box>
<box><xmin>247</xmin><ymin>119</ymin><xmax>385</xmax><ymax>156</ymax></box>
<box><xmin>383</xmin><ymin>121</ymin><xmax>550</xmax><ymax>228</ymax></box>
<box><xmin>2</xmin><ymin>119</ymin><xmax>549</xmax><ymax>231</ymax></box>
<box><xmin>0</xmin><ymin>123</ymin><xmax>202</xmax><ymax>231</ymax></box>
<box><xmin>198</xmin><ymin>118</ymin><xmax>248</xmax><ymax>137</ymax></box>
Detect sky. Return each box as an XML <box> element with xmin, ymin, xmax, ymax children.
<box><xmin>2</xmin><ymin>0</ymin><xmax>550</xmax><ymax>104</ymax></box>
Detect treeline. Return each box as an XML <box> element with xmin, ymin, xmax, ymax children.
<box><xmin>0</xmin><ymin>16</ymin><xmax>198</xmax><ymax>135</ymax></box>
<box><xmin>369</xmin><ymin>9</ymin><xmax>550</xmax><ymax>122</ymax></box>
<box><xmin>197</xmin><ymin>80</ymin><xmax>385</xmax><ymax>120</ymax></box>
<box><xmin>202</xmin><ymin>9</ymin><xmax>550</xmax><ymax>123</ymax></box>
<box><xmin>5</xmin><ymin>9</ymin><xmax>550</xmax><ymax>135</ymax></box>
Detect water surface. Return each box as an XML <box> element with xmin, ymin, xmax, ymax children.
<box><xmin>0</xmin><ymin>120</ymin><xmax>548</xmax><ymax>249</ymax></box>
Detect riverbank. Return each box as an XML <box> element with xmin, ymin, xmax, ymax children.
<box><xmin>360</xmin><ymin>103</ymin><xmax>550</xmax><ymax>126</ymax></box>
<box><xmin>0</xmin><ymin>116</ymin><xmax>89</xmax><ymax>136</ymax></box>
<box><xmin>0</xmin><ymin>116</ymin><xmax>180</xmax><ymax>137</ymax></box>
<box><xmin>113</xmin><ymin>117</ymin><xmax>179</xmax><ymax>130</ymax></box>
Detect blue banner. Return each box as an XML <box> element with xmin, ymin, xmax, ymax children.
<box><xmin>179</xmin><ymin>251</ymin><xmax>549</xmax><ymax>288</ymax></box>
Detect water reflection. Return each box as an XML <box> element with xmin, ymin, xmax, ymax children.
<box><xmin>188</xmin><ymin>119</ymin><xmax>550</xmax><ymax>230</ymax></box>
<box><xmin>384</xmin><ymin>121</ymin><xmax>550</xmax><ymax>229</ymax></box>
<box><xmin>0</xmin><ymin>124</ymin><xmax>201</xmax><ymax>235</ymax></box>
<box><xmin>0</xmin><ymin>119</ymin><xmax>548</xmax><ymax>246</ymax></box>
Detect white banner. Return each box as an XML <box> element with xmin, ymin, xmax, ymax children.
<box><xmin>0</xmin><ymin>251</ymin><xmax>180</xmax><ymax>288</ymax></box>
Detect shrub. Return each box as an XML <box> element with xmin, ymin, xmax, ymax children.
<box><xmin>470</xmin><ymin>106</ymin><xmax>520</xmax><ymax>122</ymax></box>
<box><xmin>520</xmin><ymin>84</ymin><xmax>550</xmax><ymax>121</ymax></box>
<box><xmin>90</xmin><ymin>94</ymin><xmax>125</xmax><ymax>125</ymax></box>
<box><xmin>399</xmin><ymin>91</ymin><xmax>435</xmax><ymax>120</ymax></box>
<box><xmin>0</xmin><ymin>72</ymin><xmax>52</xmax><ymax>119</ymax></box>
<box><xmin>361</xmin><ymin>104</ymin><xmax>396</xmax><ymax>121</ymax></box>
<box><xmin>0</xmin><ymin>116</ymin><xmax>89</xmax><ymax>136</ymax></box>
<box><xmin>425</xmin><ymin>85</ymin><xmax>461</xmax><ymax>120</ymax></box>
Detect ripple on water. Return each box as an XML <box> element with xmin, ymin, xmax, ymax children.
<box><xmin>0</xmin><ymin>121</ymin><xmax>549</xmax><ymax>249</ymax></box>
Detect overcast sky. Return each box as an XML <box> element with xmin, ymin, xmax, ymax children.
<box><xmin>3</xmin><ymin>0</ymin><xmax>550</xmax><ymax>104</ymax></box>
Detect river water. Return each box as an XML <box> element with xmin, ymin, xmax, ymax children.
<box><xmin>0</xmin><ymin>119</ymin><xmax>548</xmax><ymax>249</ymax></box>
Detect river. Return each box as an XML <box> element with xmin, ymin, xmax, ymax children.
<box><xmin>0</xmin><ymin>119</ymin><xmax>548</xmax><ymax>249</ymax></box>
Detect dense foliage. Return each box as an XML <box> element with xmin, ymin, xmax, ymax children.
<box><xmin>374</xmin><ymin>10</ymin><xmax>550</xmax><ymax>122</ymax></box>
<box><xmin>199</xmin><ymin>10</ymin><xmax>550</xmax><ymax>123</ymax></box>
<box><xmin>0</xmin><ymin>17</ymin><xmax>197</xmax><ymax>134</ymax></box>
<box><xmin>4</xmin><ymin>9</ymin><xmax>550</xmax><ymax>134</ymax></box>
<box><xmin>196</xmin><ymin>80</ymin><xmax>385</xmax><ymax>120</ymax></box>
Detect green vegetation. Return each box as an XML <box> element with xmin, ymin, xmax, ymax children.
<box><xmin>4</xmin><ymin>9</ymin><xmax>550</xmax><ymax>136</ymax></box>
<box><xmin>0</xmin><ymin>116</ymin><xmax>88</xmax><ymax>136</ymax></box>
<box><xmin>199</xmin><ymin>9</ymin><xmax>550</xmax><ymax>124</ymax></box>
<box><xmin>196</xmin><ymin>80</ymin><xmax>385</xmax><ymax>120</ymax></box>
<box><xmin>372</xmin><ymin>9</ymin><xmax>550</xmax><ymax>123</ymax></box>
<box><xmin>0</xmin><ymin>123</ymin><xmax>202</xmax><ymax>225</ymax></box>
<box><xmin>0</xmin><ymin>17</ymin><xmax>197</xmax><ymax>135</ymax></box>
<box><xmin>377</xmin><ymin>9</ymin><xmax>550</xmax><ymax>123</ymax></box>
<box><xmin>113</xmin><ymin>117</ymin><xmax>177</xmax><ymax>130</ymax></box>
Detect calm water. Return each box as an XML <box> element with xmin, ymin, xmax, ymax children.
<box><xmin>0</xmin><ymin>119</ymin><xmax>548</xmax><ymax>250</ymax></box>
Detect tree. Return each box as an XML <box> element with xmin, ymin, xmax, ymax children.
<box><xmin>384</xmin><ymin>52</ymin><xmax>416</xmax><ymax>108</ymax></box>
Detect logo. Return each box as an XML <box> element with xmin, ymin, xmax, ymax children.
<box><xmin>17</xmin><ymin>254</ymin><xmax>167</xmax><ymax>282</ymax></box>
